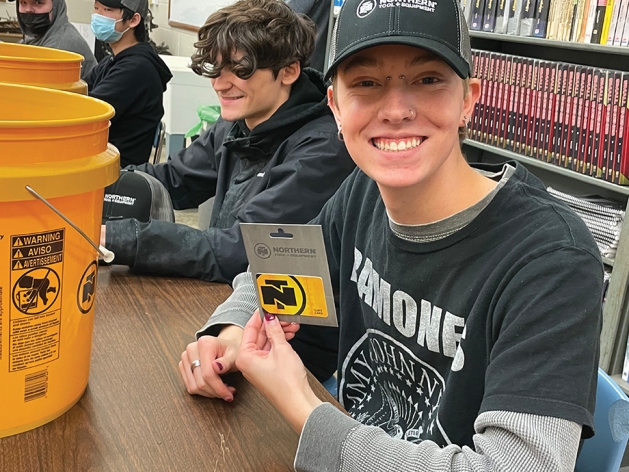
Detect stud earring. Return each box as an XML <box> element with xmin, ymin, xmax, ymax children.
<box><xmin>386</xmin><ymin>76</ymin><xmax>392</xmax><ymax>81</ymax></box>
<box><xmin>399</xmin><ymin>75</ymin><xmax>405</xmax><ymax>80</ymax></box>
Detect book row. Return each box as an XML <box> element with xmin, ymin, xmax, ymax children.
<box><xmin>469</xmin><ymin>50</ymin><xmax>629</xmax><ymax>185</ymax></box>
<box><xmin>463</xmin><ymin>0</ymin><xmax>629</xmax><ymax>46</ymax></box>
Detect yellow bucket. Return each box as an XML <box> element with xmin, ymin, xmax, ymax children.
<box><xmin>0</xmin><ymin>83</ymin><xmax>119</xmax><ymax>437</ymax></box>
<box><xmin>0</xmin><ymin>43</ymin><xmax>87</xmax><ymax>94</ymax></box>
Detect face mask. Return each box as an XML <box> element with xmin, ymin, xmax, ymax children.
<box><xmin>20</xmin><ymin>12</ymin><xmax>52</xmax><ymax>37</ymax></box>
<box><xmin>91</xmin><ymin>13</ymin><xmax>127</xmax><ymax>43</ymax></box>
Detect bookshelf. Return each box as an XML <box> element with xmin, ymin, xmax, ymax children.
<box><xmin>464</xmin><ymin>33</ymin><xmax>629</xmax><ymax>382</ymax></box>
<box><xmin>470</xmin><ymin>31</ymin><xmax>629</xmax><ymax>56</ymax></box>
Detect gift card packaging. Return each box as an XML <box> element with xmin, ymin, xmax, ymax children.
<box><xmin>240</xmin><ymin>223</ymin><xmax>338</xmax><ymax>327</ymax></box>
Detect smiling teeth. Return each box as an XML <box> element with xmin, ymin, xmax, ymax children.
<box><xmin>374</xmin><ymin>138</ymin><xmax>423</xmax><ymax>151</ymax></box>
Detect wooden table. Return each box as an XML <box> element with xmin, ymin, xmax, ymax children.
<box><xmin>0</xmin><ymin>266</ymin><xmax>337</xmax><ymax>471</ymax></box>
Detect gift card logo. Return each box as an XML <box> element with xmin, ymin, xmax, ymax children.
<box><xmin>255</xmin><ymin>273</ymin><xmax>327</xmax><ymax>318</ymax></box>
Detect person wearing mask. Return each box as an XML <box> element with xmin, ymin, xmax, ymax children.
<box><xmin>85</xmin><ymin>0</ymin><xmax>172</xmax><ymax>167</ymax></box>
<box><xmin>16</xmin><ymin>0</ymin><xmax>97</xmax><ymax>79</ymax></box>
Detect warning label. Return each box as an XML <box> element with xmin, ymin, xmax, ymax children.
<box><xmin>12</xmin><ymin>231</ymin><xmax>64</xmax><ymax>271</ymax></box>
<box><xmin>9</xmin><ymin>229</ymin><xmax>64</xmax><ymax>371</ymax></box>
<box><xmin>9</xmin><ymin>312</ymin><xmax>60</xmax><ymax>371</ymax></box>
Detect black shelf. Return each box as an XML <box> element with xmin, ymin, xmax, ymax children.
<box><xmin>470</xmin><ymin>31</ymin><xmax>629</xmax><ymax>56</ymax></box>
<box><xmin>463</xmin><ymin>140</ymin><xmax>629</xmax><ymax>197</ymax></box>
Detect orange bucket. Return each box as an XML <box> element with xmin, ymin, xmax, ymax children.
<box><xmin>0</xmin><ymin>43</ymin><xmax>87</xmax><ymax>94</ymax></box>
<box><xmin>0</xmin><ymin>83</ymin><xmax>119</xmax><ymax>437</ymax></box>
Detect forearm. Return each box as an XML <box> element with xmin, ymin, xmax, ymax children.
<box><xmin>295</xmin><ymin>407</ymin><xmax>581</xmax><ymax>472</ymax></box>
<box><xmin>197</xmin><ymin>272</ymin><xmax>258</xmax><ymax>338</ymax></box>
<box><xmin>106</xmin><ymin>219</ymin><xmax>245</xmax><ymax>283</ymax></box>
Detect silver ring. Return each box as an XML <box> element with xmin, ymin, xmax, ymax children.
<box><xmin>190</xmin><ymin>359</ymin><xmax>201</xmax><ymax>372</ymax></box>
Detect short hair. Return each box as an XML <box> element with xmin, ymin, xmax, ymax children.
<box><xmin>190</xmin><ymin>0</ymin><xmax>316</xmax><ymax>80</ymax></box>
<box><xmin>122</xmin><ymin>7</ymin><xmax>147</xmax><ymax>42</ymax></box>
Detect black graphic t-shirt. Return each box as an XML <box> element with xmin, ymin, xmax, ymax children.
<box><xmin>313</xmin><ymin>162</ymin><xmax>602</xmax><ymax>448</ymax></box>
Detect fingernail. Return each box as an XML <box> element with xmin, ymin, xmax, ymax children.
<box><xmin>225</xmin><ymin>396</ymin><xmax>233</xmax><ymax>402</ymax></box>
<box><xmin>291</xmin><ymin>322</ymin><xmax>297</xmax><ymax>325</ymax></box>
<box><xmin>215</xmin><ymin>361</ymin><xmax>224</xmax><ymax>371</ymax></box>
<box><xmin>264</xmin><ymin>312</ymin><xmax>276</xmax><ymax>321</ymax></box>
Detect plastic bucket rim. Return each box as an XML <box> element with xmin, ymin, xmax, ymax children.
<box><xmin>0</xmin><ymin>43</ymin><xmax>84</xmax><ymax>63</ymax></box>
<box><xmin>0</xmin><ymin>83</ymin><xmax>115</xmax><ymax>127</ymax></box>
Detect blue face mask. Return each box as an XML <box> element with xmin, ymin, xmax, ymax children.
<box><xmin>91</xmin><ymin>14</ymin><xmax>127</xmax><ymax>43</ymax></box>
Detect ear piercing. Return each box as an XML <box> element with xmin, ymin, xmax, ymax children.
<box><xmin>337</xmin><ymin>126</ymin><xmax>344</xmax><ymax>142</ymax></box>
<box><xmin>385</xmin><ymin>75</ymin><xmax>406</xmax><ymax>80</ymax></box>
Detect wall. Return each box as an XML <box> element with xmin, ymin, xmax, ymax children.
<box><xmin>65</xmin><ymin>0</ymin><xmax>198</xmax><ymax>57</ymax></box>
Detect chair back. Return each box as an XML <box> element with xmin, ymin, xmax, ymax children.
<box><xmin>151</xmin><ymin>122</ymin><xmax>165</xmax><ymax>164</ymax></box>
<box><xmin>575</xmin><ymin>368</ymin><xmax>629</xmax><ymax>472</ymax></box>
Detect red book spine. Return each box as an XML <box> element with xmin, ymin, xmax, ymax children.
<box><xmin>552</xmin><ymin>65</ymin><xmax>568</xmax><ymax>166</ymax></box>
<box><xmin>515</xmin><ymin>57</ymin><xmax>525</xmax><ymax>153</ymax></box>
<box><xmin>521</xmin><ymin>59</ymin><xmax>534</xmax><ymax>155</ymax></box>
<box><xmin>586</xmin><ymin>71</ymin><xmax>601</xmax><ymax>176</ymax></box>
<box><xmin>606</xmin><ymin>72</ymin><xmax>621</xmax><ymax>182</ymax></box>
<box><xmin>482</xmin><ymin>53</ymin><xmax>496</xmax><ymax>144</ymax></box>
<box><xmin>614</xmin><ymin>74</ymin><xmax>628</xmax><ymax>183</ymax></box>
<box><xmin>532</xmin><ymin>62</ymin><xmax>544</xmax><ymax>159</ymax></box>
<box><xmin>471</xmin><ymin>51</ymin><xmax>481</xmax><ymax>140</ymax></box>
<box><xmin>499</xmin><ymin>57</ymin><xmax>511</xmax><ymax>148</ymax></box>
<box><xmin>593</xmin><ymin>71</ymin><xmax>608</xmax><ymax>178</ymax></box>
<box><xmin>510</xmin><ymin>57</ymin><xmax>523</xmax><ymax>152</ymax></box>
<box><xmin>569</xmin><ymin>67</ymin><xmax>585</xmax><ymax>171</ymax></box>
<box><xmin>525</xmin><ymin>60</ymin><xmax>539</xmax><ymax>157</ymax></box>
<box><xmin>560</xmin><ymin>65</ymin><xmax>576</xmax><ymax>168</ymax></box>
<box><xmin>600</xmin><ymin>73</ymin><xmax>613</xmax><ymax>180</ymax></box>
<box><xmin>578</xmin><ymin>69</ymin><xmax>594</xmax><ymax>174</ymax></box>
<box><xmin>492</xmin><ymin>55</ymin><xmax>506</xmax><ymax>146</ymax></box>
<box><xmin>544</xmin><ymin>64</ymin><xmax>557</xmax><ymax>163</ymax></box>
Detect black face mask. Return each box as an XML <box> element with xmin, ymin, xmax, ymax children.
<box><xmin>20</xmin><ymin>12</ymin><xmax>52</xmax><ymax>37</ymax></box>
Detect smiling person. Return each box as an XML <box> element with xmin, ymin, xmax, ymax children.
<box><xmin>16</xmin><ymin>0</ymin><xmax>97</xmax><ymax>79</ymax></box>
<box><xmin>189</xmin><ymin>0</ymin><xmax>604</xmax><ymax>470</ymax></box>
<box><xmin>102</xmin><ymin>0</ymin><xmax>353</xmax><ymax>291</ymax></box>
<box><xmin>85</xmin><ymin>0</ymin><xmax>172</xmax><ymax>167</ymax></box>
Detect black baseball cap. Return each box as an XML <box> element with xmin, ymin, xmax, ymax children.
<box><xmin>325</xmin><ymin>0</ymin><xmax>472</xmax><ymax>80</ymax></box>
<box><xmin>97</xmin><ymin>0</ymin><xmax>148</xmax><ymax>19</ymax></box>
<box><xmin>102</xmin><ymin>170</ymin><xmax>174</xmax><ymax>224</ymax></box>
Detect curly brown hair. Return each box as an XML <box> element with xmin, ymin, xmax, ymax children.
<box><xmin>190</xmin><ymin>0</ymin><xmax>316</xmax><ymax>80</ymax></box>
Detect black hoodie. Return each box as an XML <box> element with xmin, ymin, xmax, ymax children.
<box><xmin>105</xmin><ymin>68</ymin><xmax>355</xmax><ymax>285</ymax></box>
<box><xmin>85</xmin><ymin>42</ymin><xmax>172</xmax><ymax>167</ymax></box>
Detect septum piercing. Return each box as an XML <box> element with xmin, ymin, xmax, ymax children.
<box><xmin>386</xmin><ymin>75</ymin><xmax>406</xmax><ymax>80</ymax></box>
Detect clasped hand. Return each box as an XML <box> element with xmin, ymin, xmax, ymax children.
<box><xmin>179</xmin><ymin>310</ymin><xmax>300</xmax><ymax>402</ymax></box>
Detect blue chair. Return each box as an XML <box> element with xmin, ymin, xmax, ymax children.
<box><xmin>575</xmin><ymin>368</ymin><xmax>629</xmax><ymax>472</ymax></box>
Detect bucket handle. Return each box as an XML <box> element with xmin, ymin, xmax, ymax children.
<box><xmin>25</xmin><ymin>186</ymin><xmax>115</xmax><ymax>263</ymax></box>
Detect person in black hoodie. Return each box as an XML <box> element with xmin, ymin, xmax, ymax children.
<box><xmin>85</xmin><ymin>0</ymin><xmax>172</xmax><ymax>167</ymax></box>
<box><xmin>102</xmin><ymin>0</ymin><xmax>354</xmax><ymax>287</ymax></box>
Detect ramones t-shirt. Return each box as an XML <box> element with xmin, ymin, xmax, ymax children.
<box><xmin>312</xmin><ymin>162</ymin><xmax>603</xmax><ymax>448</ymax></box>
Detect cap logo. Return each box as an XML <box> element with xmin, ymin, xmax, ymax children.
<box><xmin>377</xmin><ymin>0</ymin><xmax>437</xmax><ymax>12</ymax></box>
<box><xmin>357</xmin><ymin>0</ymin><xmax>377</xmax><ymax>17</ymax></box>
